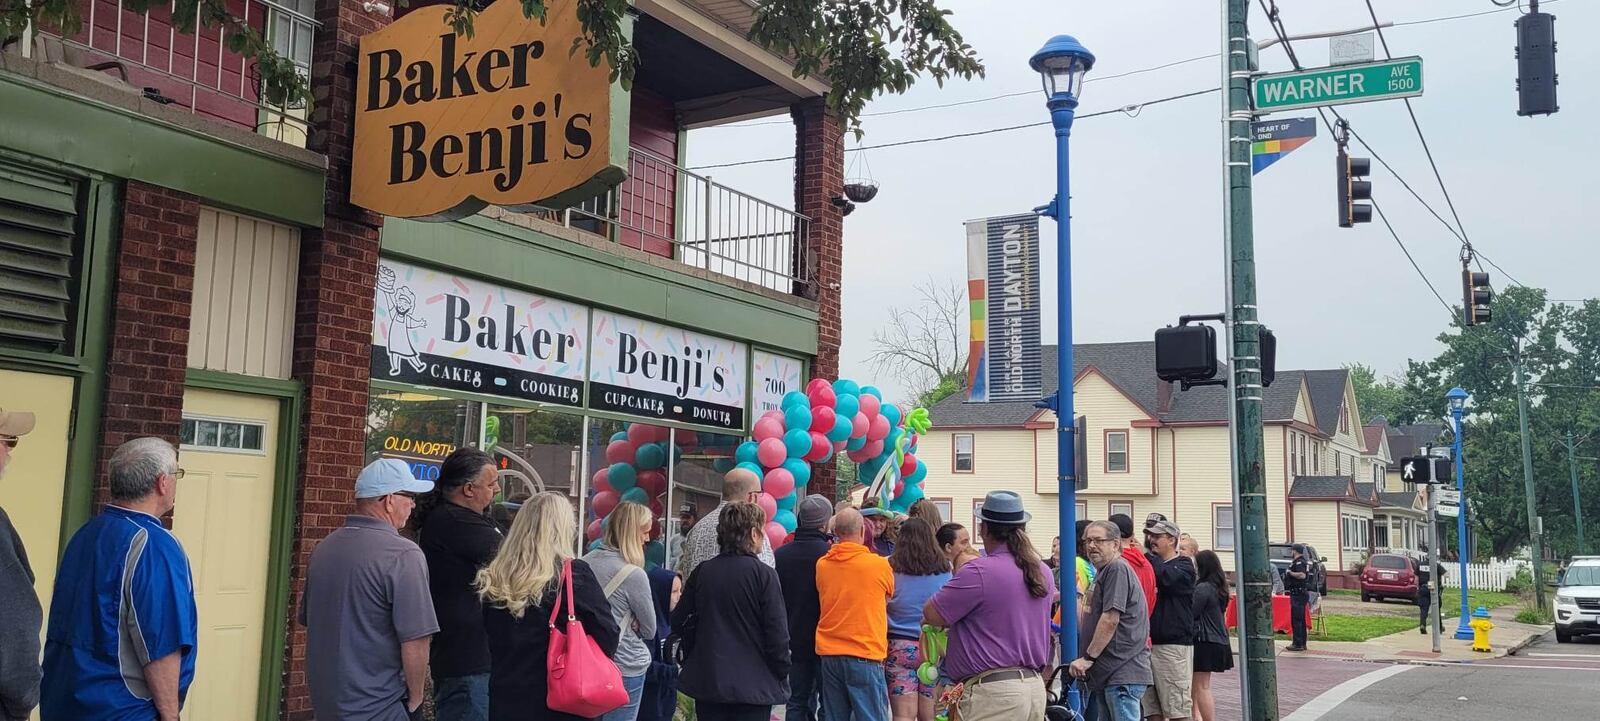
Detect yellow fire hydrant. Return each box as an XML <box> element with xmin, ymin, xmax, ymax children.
<box><xmin>1469</xmin><ymin>606</ymin><xmax>1494</xmax><ymax>653</ymax></box>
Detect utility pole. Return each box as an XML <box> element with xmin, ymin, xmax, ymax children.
<box><xmin>1566</xmin><ymin>431</ymin><xmax>1587</xmax><ymax>555</ymax></box>
<box><xmin>1514</xmin><ymin>350</ymin><xmax>1546</xmax><ymax>611</ymax></box>
<box><xmin>1426</xmin><ymin>483</ymin><xmax>1441</xmax><ymax>652</ymax></box>
<box><xmin>1222</xmin><ymin>0</ymin><xmax>1278</xmax><ymax>716</ymax></box>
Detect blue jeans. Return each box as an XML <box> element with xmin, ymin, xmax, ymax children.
<box><xmin>787</xmin><ymin>654</ymin><xmax>824</xmax><ymax>721</ymax></box>
<box><xmin>819</xmin><ymin>656</ymin><xmax>888</xmax><ymax>721</ymax></box>
<box><xmin>1085</xmin><ymin>684</ymin><xmax>1147</xmax><ymax>721</ymax></box>
<box><xmin>432</xmin><ymin>673</ymin><xmax>489</xmax><ymax>721</ymax></box>
<box><xmin>598</xmin><ymin>673</ymin><xmax>647</xmax><ymax>721</ymax></box>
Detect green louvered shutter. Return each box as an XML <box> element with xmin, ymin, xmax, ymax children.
<box><xmin>0</xmin><ymin>162</ymin><xmax>81</xmax><ymax>355</ymax></box>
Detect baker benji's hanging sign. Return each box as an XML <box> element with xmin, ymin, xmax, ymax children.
<box><xmin>372</xmin><ymin>264</ymin><xmax>750</xmax><ymax>430</ymax></box>
<box><xmin>352</xmin><ymin>0</ymin><xmax>628</xmax><ymax>219</ymax></box>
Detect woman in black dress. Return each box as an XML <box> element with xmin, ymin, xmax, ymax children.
<box><xmin>1190</xmin><ymin>549</ymin><xmax>1234</xmax><ymax>721</ymax></box>
<box><xmin>671</xmin><ymin>502</ymin><xmax>790</xmax><ymax>721</ymax></box>
<box><xmin>476</xmin><ymin>492</ymin><xmax>621</xmax><ymax>721</ymax></box>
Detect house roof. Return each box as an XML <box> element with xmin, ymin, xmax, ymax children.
<box><xmin>1303</xmin><ymin>369</ymin><xmax>1349</xmax><ymax>436</ymax></box>
<box><xmin>1353</xmin><ymin>482</ymin><xmax>1378</xmax><ymax>502</ymax></box>
<box><xmin>930</xmin><ymin>342</ymin><xmax>1301</xmax><ymax>429</ymax></box>
<box><xmin>1383</xmin><ymin>422</ymin><xmax>1446</xmax><ymax>469</ymax></box>
<box><xmin>1362</xmin><ymin>425</ymin><xmax>1387</xmax><ymax>454</ymax></box>
<box><xmin>1379</xmin><ymin>490</ymin><xmax>1419</xmax><ymax>509</ymax></box>
<box><xmin>1289</xmin><ymin>476</ymin><xmax>1354</xmax><ymax>498</ymax></box>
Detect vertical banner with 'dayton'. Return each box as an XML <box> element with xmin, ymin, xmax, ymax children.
<box><xmin>964</xmin><ymin>214</ymin><xmax>1041</xmax><ymax>402</ymax></box>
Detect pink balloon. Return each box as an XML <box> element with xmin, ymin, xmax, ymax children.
<box><xmin>834</xmin><ymin>439</ymin><xmax>848</xmax><ymax>452</ymax></box>
<box><xmin>859</xmin><ymin>393</ymin><xmax>881</xmax><ymax>418</ymax></box>
<box><xmin>847</xmin><ymin>448</ymin><xmax>874</xmax><ymax>463</ymax></box>
<box><xmin>649</xmin><ymin>498</ymin><xmax>664</xmax><ymax>517</ymax></box>
<box><xmin>862</xmin><ymin>440</ymin><xmax>884</xmax><ymax>457</ymax></box>
<box><xmin>808</xmin><ymin>385</ymin><xmax>836</xmax><ymax>408</ymax></box>
<box><xmin>806</xmin><ymin>378</ymin><xmax>831</xmax><ymax>394</ymax></box>
<box><xmin>868</xmin><ymin>414</ymin><xmax>891</xmax><ymax>441</ymax></box>
<box><xmin>586</xmin><ymin>519</ymin><xmax>603</xmax><ymax>541</ymax></box>
<box><xmin>804</xmin><ymin>432</ymin><xmax>831</xmax><ymax>462</ymax></box>
<box><xmin>758</xmin><ymin>492</ymin><xmax>778</xmax><ymax>521</ymax></box>
<box><xmin>763</xmin><ymin>468</ymin><xmax>796</xmax><ymax>498</ymax></box>
<box><xmin>757</xmin><ymin>438</ymin><xmax>788</xmax><ymax>468</ymax></box>
<box><xmin>591</xmin><ymin>490</ymin><xmax>620</xmax><ymax>517</ymax></box>
<box><xmin>900</xmin><ymin>453</ymin><xmax>919</xmax><ymax>477</ymax></box>
<box><xmin>605</xmin><ymin>440</ymin><xmax>636</xmax><ymax>466</ymax></box>
<box><xmin>754</xmin><ymin>417</ymin><xmax>785</xmax><ymax>442</ymax></box>
<box><xmin>810</xmin><ymin>406</ymin><xmax>837</xmax><ymax>433</ymax></box>
<box><xmin>675</xmin><ymin>432</ymin><xmax>699</xmax><ymax>451</ymax></box>
<box><xmin>851</xmin><ymin>412</ymin><xmax>870</xmax><ymax>439</ymax></box>
<box><xmin>627</xmin><ymin>424</ymin><xmax>654</xmax><ymax>446</ymax></box>
<box><xmin>763</xmin><ymin>409</ymin><xmax>786</xmax><ymax>424</ymax></box>
<box><xmin>894</xmin><ymin>480</ymin><xmax>905</xmax><ymax>496</ymax></box>
<box><xmin>637</xmin><ymin>469</ymin><xmax>666</xmax><ymax>497</ymax></box>
<box><xmin>592</xmin><ymin>469</ymin><xmax>615</xmax><ymax>494</ymax></box>
<box><xmin>766</xmin><ymin>521</ymin><xmax>789</xmax><ymax>550</ymax></box>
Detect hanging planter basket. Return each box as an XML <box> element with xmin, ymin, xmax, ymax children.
<box><xmin>844</xmin><ymin>180</ymin><xmax>879</xmax><ymax>203</ymax></box>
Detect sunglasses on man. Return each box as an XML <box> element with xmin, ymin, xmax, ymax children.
<box><xmin>0</xmin><ymin>436</ymin><xmax>18</xmax><ymax>449</ymax></box>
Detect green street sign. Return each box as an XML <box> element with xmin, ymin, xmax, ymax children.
<box><xmin>1252</xmin><ymin>56</ymin><xmax>1423</xmax><ymax>113</ymax></box>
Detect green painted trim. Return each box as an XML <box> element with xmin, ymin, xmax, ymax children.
<box><xmin>381</xmin><ymin>216</ymin><xmax>819</xmax><ymax>355</ymax></box>
<box><xmin>178</xmin><ymin>370</ymin><xmax>303</xmax><ymax>721</ymax></box>
<box><xmin>0</xmin><ymin>72</ymin><xmax>325</xmax><ymax>227</ymax></box>
<box><xmin>58</xmin><ymin>178</ymin><xmax>118</xmax><ymax>543</ymax></box>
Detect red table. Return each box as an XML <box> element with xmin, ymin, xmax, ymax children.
<box><xmin>1225</xmin><ymin>594</ymin><xmax>1310</xmax><ymax>635</ymax></box>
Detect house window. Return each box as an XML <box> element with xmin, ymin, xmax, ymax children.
<box><xmin>953</xmin><ymin>434</ymin><xmax>975</xmax><ymax>473</ymax></box>
<box><xmin>1075</xmin><ymin>500</ymin><xmax>1088</xmax><ymax>523</ymax></box>
<box><xmin>932</xmin><ymin>499</ymin><xmax>954</xmax><ymax>523</ymax></box>
<box><xmin>1105</xmin><ymin>431</ymin><xmax>1129</xmax><ymax>473</ymax></box>
<box><xmin>1290</xmin><ymin>433</ymin><xmax>1298</xmax><ymax>474</ymax></box>
<box><xmin>1340</xmin><ymin>403</ymin><xmax>1350</xmax><ymax>433</ymax></box>
<box><xmin>1373</xmin><ymin>465</ymin><xmax>1381</xmax><ymax>483</ymax></box>
<box><xmin>262</xmin><ymin>0</ymin><xmax>317</xmax><ymax>146</ymax></box>
<box><xmin>181</xmin><ymin>417</ymin><xmax>266</xmax><ymax>453</ymax></box>
<box><xmin>972</xmin><ymin>498</ymin><xmax>985</xmax><ymax>547</ymax></box>
<box><xmin>1375</xmin><ymin>522</ymin><xmax>1390</xmax><ymax>550</ymax></box>
<box><xmin>1298</xmin><ymin>435</ymin><xmax>1307</xmax><ymax>475</ymax></box>
<box><xmin>1109</xmin><ymin>501</ymin><xmax>1134</xmax><ymax>520</ymax></box>
<box><xmin>1214</xmin><ymin>505</ymin><xmax>1235</xmax><ymax>550</ymax></box>
<box><xmin>1313</xmin><ymin>442</ymin><xmax>1321</xmax><ymax>473</ymax></box>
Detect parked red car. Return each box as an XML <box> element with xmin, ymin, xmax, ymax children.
<box><xmin>1360</xmin><ymin>553</ymin><xmax>1418</xmax><ymax>602</ymax></box>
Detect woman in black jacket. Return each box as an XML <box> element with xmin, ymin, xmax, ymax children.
<box><xmin>477</xmin><ymin>492</ymin><xmax>621</xmax><ymax>721</ymax></box>
<box><xmin>672</xmin><ymin>502</ymin><xmax>790</xmax><ymax>721</ymax></box>
<box><xmin>1190</xmin><ymin>550</ymin><xmax>1234</xmax><ymax>721</ymax></box>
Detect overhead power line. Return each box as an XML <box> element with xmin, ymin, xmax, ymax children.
<box><xmin>1374</xmin><ymin>200</ymin><xmax>1457</xmax><ymax>323</ymax></box>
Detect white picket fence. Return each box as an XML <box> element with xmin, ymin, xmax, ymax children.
<box><xmin>1440</xmin><ymin>558</ymin><xmax>1529</xmax><ymax>591</ymax></box>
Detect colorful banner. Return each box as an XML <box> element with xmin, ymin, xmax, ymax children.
<box><xmin>964</xmin><ymin>214</ymin><xmax>1042</xmax><ymax>402</ymax></box>
<box><xmin>588</xmin><ymin>311</ymin><xmax>749</xmax><ymax>430</ymax></box>
<box><xmin>371</xmin><ymin>260</ymin><xmax>589</xmax><ymax>406</ymax></box>
<box><xmin>1252</xmin><ymin>117</ymin><xmax>1317</xmax><ymax>174</ymax></box>
<box><xmin>751</xmin><ymin>350</ymin><xmax>804</xmax><ymax>420</ymax></box>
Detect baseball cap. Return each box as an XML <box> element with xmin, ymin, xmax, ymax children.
<box><xmin>1109</xmin><ymin>513</ymin><xmax>1136</xmax><ymax>539</ymax></box>
<box><xmin>0</xmin><ymin>408</ymin><xmax>36</xmax><ymax>438</ymax></box>
<box><xmin>796</xmin><ymin>495</ymin><xmax>834</xmax><ymax>530</ymax></box>
<box><xmin>1144</xmin><ymin>519</ymin><xmax>1182</xmax><ymax>537</ymax></box>
<box><xmin>355</xmin><ymin>458</ymin><xmax>435</xmax><ymax>499</ymax></box>
<box><xmin>678</xmin><ymin>503</ymin><xmax>696</xmax><ymax>517</ymax></box>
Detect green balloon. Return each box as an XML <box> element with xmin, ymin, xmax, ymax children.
<box><xmin>918</xmin><ymin>662</ymin><xmax>939</xmax><ymax>686</ymax></box>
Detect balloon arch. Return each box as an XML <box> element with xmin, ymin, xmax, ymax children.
<box><xmin>585</xmin><ymin>377</ymin><xmax>934</xmax><ymax>556</ymax></box>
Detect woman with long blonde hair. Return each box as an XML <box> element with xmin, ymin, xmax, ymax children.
<box><xmin>582</xmin><ymin>501</ymin><xmax>659</xmax><ymax>721</ymax></box>
<box><xmin>477</xmin><ymin>492</ymin><xmax>621</xmax><ymax>721</ymax></box>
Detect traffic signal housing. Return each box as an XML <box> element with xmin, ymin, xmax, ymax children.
<box><xmin>1463</xmin><ymin>270</ymin><xmax>1492</xmax><ymax>326</ymax></box>
<box><xmin>1337</xmin><ymin>148</ymin><xmax>1373</xmax><ymax>228</ymax></box>
<box><xmin>1516</xmin><ymin>11</ymin><xmax>1558</xmax><ymax>116</ymax></box>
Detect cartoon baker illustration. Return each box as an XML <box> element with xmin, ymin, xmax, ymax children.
<box><xmin>377</xmin><ymin>265</ymin><xmax>428</xmax><ymax>376</ymax></box>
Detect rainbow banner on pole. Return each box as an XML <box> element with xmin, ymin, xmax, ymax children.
<box><xmin>964</xmin><ymin>214</ymin><xmax>1041</xmax><ymax>403</ymax></box>
<box><xmin>1251</xmin><ymin>117</ymin><xmax>1317</xmax><ymax>175</ymax></box>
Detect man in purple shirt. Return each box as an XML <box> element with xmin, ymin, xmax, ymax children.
<box><xmin>923</xmin><ymin>491</ymin><xmax>1055</xmax><ymax>721</ymax></box>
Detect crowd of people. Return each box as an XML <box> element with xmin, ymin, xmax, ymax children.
<box><xmin>0</xmin><ymin>424</ymin><xmax>1245</xmax><ymax>721</ymax></box>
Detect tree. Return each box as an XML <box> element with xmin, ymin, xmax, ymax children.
<box><xmin>9</xmin><ymin>0</ymin><xmax>983</xmax><ymax>135</ymax></box>
<box><xmin>866</xmin><ymin>277</ymin><xmax>967</xmax><ymax>405</ymax></box>
<box><xmin>1346</xmin><ymin>362</ymin><xmax>1406</xmax><ymax>425</ymax></box>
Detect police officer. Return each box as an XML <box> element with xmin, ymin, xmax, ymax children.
<box><xmin>1284</xmin><ymin>544</ymin><xmax>1310</xmax><ymax>651</ymax></box>
<box><xmin>1414</xmin><ymin>544</ymin><xmax>1444</xmax><ymax>635</ymax></box>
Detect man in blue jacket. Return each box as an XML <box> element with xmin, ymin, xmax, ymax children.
<box><xmin>774</xmin><ymin>495</ymin><xmax>834</xmax><ymax>721</ymax></box>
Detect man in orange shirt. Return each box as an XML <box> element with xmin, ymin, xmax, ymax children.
<box><xmin>815</xmin><ymin>508</ymin><xmax>894</xmax><ymax>721</ymax></box>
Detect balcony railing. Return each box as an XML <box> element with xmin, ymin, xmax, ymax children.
<box><xmin>541</xmin><ymin>149</ymin><xmax>811</xmax><ymax>295</ymax></box>
<box><xmin>26</xmin><ymin>0</ymin><xmax>316</xmax><ymax>147</ymax></box>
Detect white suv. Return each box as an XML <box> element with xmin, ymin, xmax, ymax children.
<box><xmin>1555</xmin><ymin>556</ymin><xmax>1600</xmax><ymax>643</ymax></box>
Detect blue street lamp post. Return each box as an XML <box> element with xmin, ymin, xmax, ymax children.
<box><xmin>1031</xmin><ymin>34</ymin><xmax>1094</xmax><ymax>716</ymax></box>
<box><xmin>1448</xmin><ymin>386</ymin><xmax>1473</xmax><ymax>640</ymax></box>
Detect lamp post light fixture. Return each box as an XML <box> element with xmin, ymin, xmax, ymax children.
<box><xmin>1447</xmin><ymin>386</ymin><xmax>1474</xmax><ymax>641</ymax></box>
<box><xmin>1031</xmin><ymin>34</ymin><xmax>1094</xmax><ymax>716</ymax></box>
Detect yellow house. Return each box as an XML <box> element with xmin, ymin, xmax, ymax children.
<box><xmin>921</xmin><ymin>343</ymin><xmax>1424</xmax><ymax>585</ymax></box>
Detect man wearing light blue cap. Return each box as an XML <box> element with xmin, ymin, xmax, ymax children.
<box><xmin>302</xmin><ymin>459</ymin><xmax>440</xmax><ymax>721</ymax></box>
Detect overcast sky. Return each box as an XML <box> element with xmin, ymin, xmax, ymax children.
<box><xmin>684</xmin><ymin>0</ymin><xmax>1599</xmax><ymax>405</ymax></box>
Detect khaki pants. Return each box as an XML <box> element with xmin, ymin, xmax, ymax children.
<box><xmin>953</xmin><ymin>676</ymin><xmax>1046</xmax><ymax>721</ymax></box>
<box><xmin>1141</xmin><ymin>644</ymin><xmax>1193</xmax><ymax>719</ymax></box>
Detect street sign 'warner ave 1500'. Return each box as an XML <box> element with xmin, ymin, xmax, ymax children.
<box><xmin>1253</xmin><ymin>56</ymin><xmax>1423</xmax><ymax>113</ymax></box>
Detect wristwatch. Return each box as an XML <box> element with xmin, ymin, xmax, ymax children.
<box><xmin>1084</xmin><ymin>653</ymin><xmax>1099</xmax><ymax>663</ymax></box>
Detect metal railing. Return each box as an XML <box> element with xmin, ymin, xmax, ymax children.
<box><xmin>29</xmin><ymin>0</ymin><xmax>316</xmax><ymax>147</ymax></box>
<box><xmin>558</xmin><ymin>149</ymin><xmax>812</xmax><ymax>294</ymax></box>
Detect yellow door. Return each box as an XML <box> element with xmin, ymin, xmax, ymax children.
<box><xmin>172</xmin><ymin>389</ymin><xmax>280</xmax><ymax>721</ymax></box>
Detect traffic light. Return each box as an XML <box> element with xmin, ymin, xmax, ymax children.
<box><xmin>1336</xmin><ymin>147</ymin><xmax>1373</xmax><ymax>228</ymax></box>
<box><xmin>1462</xmin><ymin>270</ymin><xmax>1492</xmax><ymax>326</ymax></box>
<box><xmin>1515</xmin><ymin>10</ymin><xmax>1558</xmax><ymax>116</ymax></box>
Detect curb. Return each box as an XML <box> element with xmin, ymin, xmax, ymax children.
<box><xmin>1503</xmin><ymin>627</ymin><xmax>1551</xmax><ymax>657</ymax></box>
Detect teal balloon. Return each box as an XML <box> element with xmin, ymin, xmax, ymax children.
<box><xmin>622</xmin><ymin>486</ymin><xmax>649</xmax><ymax>504</ymax></box>
<box><xmin>859</xmin><ymin>457</ymin><xmax>883</xmax><ymax>481</ymax></box>
<box><xmin>774</xmin><ymin>509</ymin><xmax>798</xmax><ymax>533</ymax></box>
<box><xmin>736</xmin><ymin>461</ymin><xmax>765</xmax><ymax>477</ymax></box>
<box><xmin>861</xmin><ymin>386</ymin><xmax>883</xmax><ymax>400</ymax></box>
<box><xmin>668</xmin><ymin>444</ymin><xmax>684</xmax><ymax>466</ymax></box>
<box><xmin>608</xmin><ymin>463</ymin><xmax>637</xmax><ymax>491</ymax></box>
<box><xmin>846</xmin><ymin>436</ymin><xmax>868</xmax><ymax>451</ymax></box>
<box><xmin>736</xmin><ymin>441</ymin><xmax>761</xmax><ymax>465</ymax></box>
<box><xmin>782</xmin><ymin>391</ymin><xmax>809</xmax><ymax>409</ymax></box>
<box><xmin>835</xmin><ymin>394</ymin><xmax>860</xmax><ymax>420</ymax></box>
<box><xmin>782</xmin><ymin>458</ymin><xmax>812</xmax><ymax>488</ymax></box>
<box><xmin>644</xmin><ymin>540</ymin><xmax>665</xmax><ymax>568</ymax></box>
<box><xmin>784</xmin><ymin>405</ymin><xmax>812</xmax><ymax>432</ymax></box>
<box><xmin>828</xmin><ymin>414</ymin><xmax>853</xmax><ymax>442</ymax></box>
<box><xmin>635</xmin><ymin>443</ymin><xmax>666</xmax><ymax>470</ymax></box>
<box><xmin>587</xmin><ymin>538</ymin><xmax>603</xmax><ymax>552</ymax></box>
<box><xmin>776</xmin><ymin>492</ymin><xmax>798</xmax><ymax>510</ymax></box>
<box><xmin>899</xmin><ymin>481</ymin><xmax>926</xmax><ymax>506</ymax></box>
<box><xmin>833</xmin><ymin>379</ymin><xmax>861</xmax><ymax>397</ymax></box>
<box><xmin>783</xmin><ymin>428</ymin><xmax>812</xmax><ymax>458</ymax></box>
<box><xmin>882</xmin><ymin>404</ymin><xmax>902</xmax><ymax>428</ymax></box>
<box><xmin>713</xmin><ymin>457</ymin><xmax>736</xmax><ymax>473</ymax></box>
<box><xmin>909</xmin><ymin>460</ymin><xmax>928</xmax><ymax>483</ymax></box>
<box><xmin>610</xmin><ymin>431</ymin><xmax>629</xmax><ymax>443</ymax></box>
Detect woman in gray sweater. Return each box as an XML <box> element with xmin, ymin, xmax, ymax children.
<box><xmin>582</xmin><ymin>501</ymin><xmax>659</xmax><ymax>721</ymax></box>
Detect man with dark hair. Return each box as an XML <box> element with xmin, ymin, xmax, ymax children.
<box><xmin>418</xmin><ymin>447</ymin><xmax>502</xmax><ymax>721</ymax></box>
<box><xmin>775</xmin><ymin>496</ymin><xmax>835</xmax><ymax>721</ymax></box>
<box><xmin>42</xmin><ymin>438</ymin><xmax>197</xmax><ymax>721</ymax></box>
<box><xmin>1108</xmin><ymin>514</ymin><xmax>1156</xmax><ymax>617</ymax></box>
<box><xmin>1284</xmin><ymin>545</ymin><xmax>1311</xmax><ymax>652</ymax></box>
<box><xmin>815</xmin><ymin>508</ymin><xmax>893</xmax><ymax>721</ymax></box>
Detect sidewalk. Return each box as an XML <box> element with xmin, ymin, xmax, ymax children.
<box><xmin>1246</xmin><ymin>604</ymin><xmax>1549</xmax><ymax>663</ymax></box>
